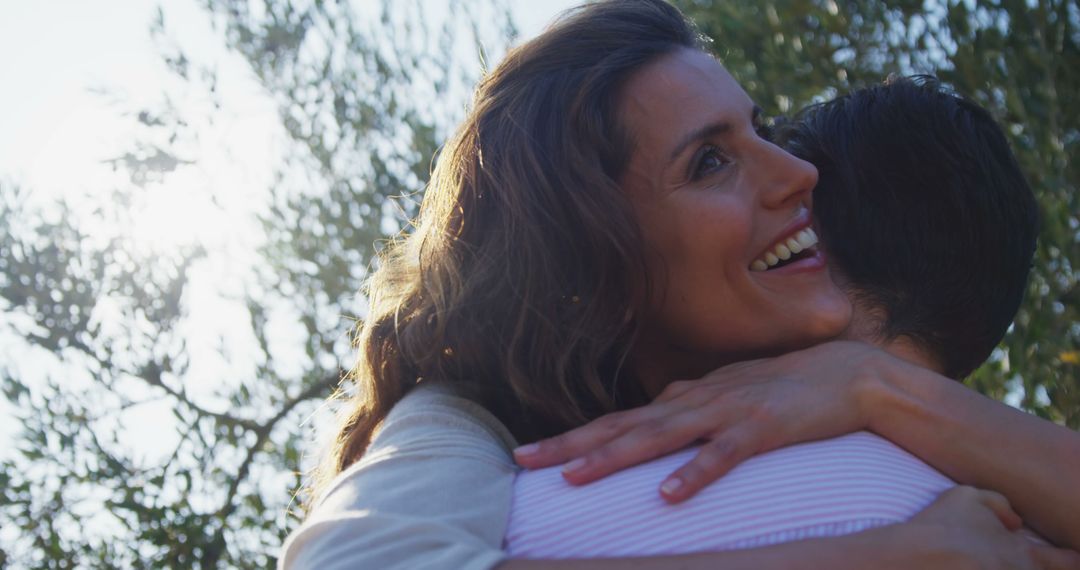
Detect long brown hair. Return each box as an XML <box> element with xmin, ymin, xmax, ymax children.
<box><xmin>315</xmin><ymin>0</ymin><xmax>704</xmax><ymax>499</ymax></box>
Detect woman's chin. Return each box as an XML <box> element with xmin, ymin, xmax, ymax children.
<box><xmin>809</xmin><ymin>293</ymin><xmax>854</xmax><ymax>340</ymax></box>
<box><xmin>768</xmin><ymin>292</ymin><xmax>854</xmax><ymax>353</ymax></box>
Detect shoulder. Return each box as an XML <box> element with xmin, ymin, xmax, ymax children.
<box><xmin>372</xmin><ymin>382</ymin><xmax>519</xmax><ymax>457</ymax></box>
<box><xmin>280</xmin><ymin>383</ymin><xmax>519</xmax><ymax>570</ymax></box>
<box><xmin>317</xmin><ymin>382</ymin><xmax>521</xmax><ymax>516</ymax></box>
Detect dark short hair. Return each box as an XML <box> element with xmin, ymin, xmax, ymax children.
<box><xmin>782</xmin><ymin>76</ymin><xmax>1038</xmax><ymax>379</ymax></box>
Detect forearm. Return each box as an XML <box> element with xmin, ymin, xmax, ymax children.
<box><xmin>865</xmin><ymin>357</ymin><xmax>1080</xmax><ymax>549</ymax></box>
<box><xmin>498</xmin><ymin>524</ymin><xmax>934</xmax><ymax>570</ymax></box>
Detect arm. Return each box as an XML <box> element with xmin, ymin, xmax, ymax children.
<box><xmin>867</xmin><ymin>355</ymin><xmax>1080</xmax><ymax>549</ymax></box>
<box><xmin>281</xmin><ymin>383</ymin><xmax>1077</xmax><ymax>569</ymax></box>
<box><xmin>514</xmin><ymin>342</ymin><xmax>1080</xmax><ymax>550</ymax></box>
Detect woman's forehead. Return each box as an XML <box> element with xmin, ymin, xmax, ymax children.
<box><xmin>620</xmin><ymin>50</ymin><xmax>755</xmax><ymax>146</ymax></box>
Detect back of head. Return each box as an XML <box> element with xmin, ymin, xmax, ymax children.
<box><xmin>783</xmin><ymin>76</ymin><xmax>1038</xmax><ymax>379</ymax></box>
<box><xmin>318</xmin><ymin>0</ymin><xmax>706</xmax><ymax>493</ymax></box>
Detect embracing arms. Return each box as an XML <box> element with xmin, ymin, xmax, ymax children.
<box><xmin>281</xmin><ymin>380</ymin><xmax>1079</xmax><ymax>569</ymax></box>
<box><xmin>281</xmin><ymin>376</ymin><xmax>1079</xmax><ymax>570</ymax></box>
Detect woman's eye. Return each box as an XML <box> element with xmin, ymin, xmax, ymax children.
<box><xmin>692</xmin><ymin>146</ymin><xmax>731</xmax><ymax>180</ymax></box>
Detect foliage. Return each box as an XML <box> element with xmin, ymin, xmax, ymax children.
<box><xmin>1</xmin><ymin>0</ymin><xmax>1076</xmax><ymax>568</ymax></box>
<box><xmin>674</xmin><ymin>0</ymin><xmax>1079</xmax><ymax>426</ymax></box>
<box><xmin>0</xmin><ymin>0</ymin><xmax>511</xmax><ymax>567</ymax></box>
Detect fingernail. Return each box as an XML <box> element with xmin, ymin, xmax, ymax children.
<box><xmin>514</xmin><ymin>443</ymin><xmax>540</xmax><ymax>457</ymax></box>
<box><xmin>562</xmin><ymin>458</ymin><xmax>587</xmax><ymax>474</ymax></box>
<box><xmin>660</xmin><ymin>477</ymin><xmax>683</xmax><ymax>496</ymax></box>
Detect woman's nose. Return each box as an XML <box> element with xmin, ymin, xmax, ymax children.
<box><xmin>759</xmin><ymin>142</ymin><xmax>819</xmax><ymax>209</ymax></box>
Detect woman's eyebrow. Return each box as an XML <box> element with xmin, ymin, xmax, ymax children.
<box><xmin>668</xmin><ymin>122</ymin><xmax>732</xmax><ymax>162</ymax></box>
<box><xmin>668</xmin><ymin>105</ymin><xmax>763</xmax><ymax>163</ymax></box>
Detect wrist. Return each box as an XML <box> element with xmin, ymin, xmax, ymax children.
<box><xmin>784</xmin><ymin>522</ymin><xmax>936</xmax><ymax>569</ymax></box>
<box><xmin>885</xmin><ymin>522</ymin><xmax>967</xmax><ymax>568</ymax></box>
<box><xmin>856</xmin><ymin>349</ymin><xmax>943</xmax><ymax>437</ymax></box>
<box><xmin>852</xmin><ymin>349</ymin><xmax>902</xmax><ymax>433</ymax></box>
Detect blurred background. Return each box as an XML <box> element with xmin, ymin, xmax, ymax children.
<box><xmin>0</xmin><ymin>0</ymin><xmax>1075</xmax><ymax>567</ymax></box>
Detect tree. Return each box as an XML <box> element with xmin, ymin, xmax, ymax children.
<box><xmin>674</xmin><ymin>0</ymin><xmax>1079</xmax><ymax>426</ymax></box>
<box><xmin>3</xmin><ymin>0</ymin><xmax>1077</xmax><ymax>567</ymax></box>
<box><xmin>0</xmin><ymin>1</ymin><xmax>513</xmax><ymax>567</ymax></box>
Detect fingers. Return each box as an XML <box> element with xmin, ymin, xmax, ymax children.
<box><xmin>655</xmin><ymin>379</ymin><xmax>695</xmax><ymax>402</ymax></box>
<box><xmin>930</xmin><ymin>486</ymin><xmax>1023</xmax><ymax>531</ymax></box>
<box><xmin>557</xmin><ymin>414</ymin><xmax>707</xmax><ymax>485</ymax></box>
<box><xmin>658</xmin><ymin>428</ymin><xmax>759</xmax><ymax>503</ymax></box>
<box><xmin>974</xmin><ymin>488</ymin><xmax>1023</xmax><ymax>531</ymax></box>
<box><xmin>1030</xmin><ymin>544</ymin><xmax>1080</xmax><ymax>570</ymax></box>
<box><xmin>513</xmin><ymin>411</ymin><xmax>636</xmax><ymax>469</ymax></box>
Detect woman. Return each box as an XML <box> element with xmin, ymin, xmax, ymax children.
<box><xmin>281</xmin><ymin>1</ymin><xmax>1079</xmax><ymax>568</ymax></box>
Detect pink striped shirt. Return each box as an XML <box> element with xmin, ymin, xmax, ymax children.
<box><xmin>506</xmin><ymin>432</ymin><xmax>955</xmax><ymax>558</ymax></box>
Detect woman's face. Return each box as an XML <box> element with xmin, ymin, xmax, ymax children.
<box><xmin>619</xmin><ymin>49</ymin><xmax>851</xmax><ymax>384</ymax></box>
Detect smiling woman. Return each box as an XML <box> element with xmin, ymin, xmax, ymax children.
<box><xmin>618</xmin><ymin>48</ymin><xmax>850</xmax><ymax>390</ymax></box>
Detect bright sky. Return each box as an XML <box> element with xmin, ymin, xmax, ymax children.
<box><xmin>0</xmin><ymin>0</ymin><xmax>578</xmax><ymax>454</ymax></box>
<box><xmin>0</xmin><ymin>0</ymin><xmax>577</xmax><ymax>198</ymax></box>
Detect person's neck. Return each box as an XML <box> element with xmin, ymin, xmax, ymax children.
<box><xmin>630</xmin><ymin>343</ymin><xmax>721</xmax><ymax>398</ymax></box>
<box><xmin>842</xmin><ymin>302</ymin><xmax>945</xmax><ymax>375</ymax></box>
<box><xmin>876</xmin><ymin>335</ymin><xmax>945</xmax><ymax>375</ymax></box>
<box><xmin>631</xmin><ymin>300</ymin><xmax>947</xmax><ymax>398</ymax></box>
<box><xmin>629</xmin><ymin>330</ymin><xmax>794</xmax><ymax>398</ymax></box>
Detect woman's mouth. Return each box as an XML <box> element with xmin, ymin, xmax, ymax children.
<box><xmin>749</xmin><ymin>228</ymin><xmax>819</xmax><ymax>272</ymax></box>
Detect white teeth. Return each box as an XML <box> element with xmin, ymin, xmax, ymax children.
<box><xmin>749</xmin><ymin>227</ymin><xmax>820</xmax><ymax>271</ymax></box>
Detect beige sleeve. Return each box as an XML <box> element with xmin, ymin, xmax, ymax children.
<box><xmin>280</xmin><ymin>387</ymin><xmax>519</xmax><ymax>570</ymax></box>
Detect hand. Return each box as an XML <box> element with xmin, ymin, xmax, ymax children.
<box><xmin>514</xmin><ymin>341</ymin><xmax>893</xmax><ymax>501</ymax></box>
<box><xmin>904</xmin><ymin>486</ymin><xmax>1080</xmax><ymax>569</ymax></box>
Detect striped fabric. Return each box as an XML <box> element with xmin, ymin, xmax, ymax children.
<box><xmin>506</xmin><ymin>432</ymin><xmax>955</xmax><ymax>558</ymax></box>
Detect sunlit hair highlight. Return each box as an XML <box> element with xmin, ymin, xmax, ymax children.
<box><xmin>312</xmin><ymin>0</ymin><xmax>705</xmax><ymax>502</ymax></box>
